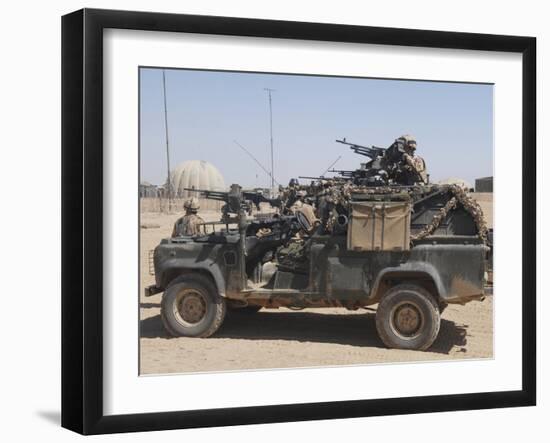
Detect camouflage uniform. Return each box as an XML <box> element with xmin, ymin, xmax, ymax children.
<box><xmin>403</xmin><ymin>153</ymin><xmax>427</xmax><ymax>182</ymax></box>
<box><xmin>171</xmin><ymin>198</ymin><xmax>205</xmax><ymax>237</ymax></box>
<box><xmin>398</xmin><ymin>134</ymin><xmax>428</xmax><ymax>184</ymax></box>
<box><xmin>172</xmin><ymin>213</ymin><xmax>204</xmax><ymax>237</ymax></box>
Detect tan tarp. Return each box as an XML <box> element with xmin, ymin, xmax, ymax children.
<box><xmin>347</xmin><ymin>201</ymin><xmax>411</xmax><ymax>251</ymax></box>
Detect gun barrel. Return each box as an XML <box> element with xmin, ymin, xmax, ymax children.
<box><xmin>183</xmin><ymin>188</ymin><xmax>228</xmax><ymax>201</ymax></box>
<box><xmin>351</xmin><ymin>147</ymin><xmax>372</xmax><ymax>156</ymax></box>
<box><xmin>329</xmin><ymin>169</ymin><xmax>354</xmax><ymax>177</ymax></box>
<box><xmin>336</xmin><ymin>138</ymin><xmax>370</xmax><ymax>150</ymax></box>
<box><xmin>351</xmin><ymin>146</ymin><xmax>385</xmax><ymax>159</ymax></box>
<box><xmin>336</xmin><ymin>138</ymin><xmax>385</xmax><ymax>159</ymax></box>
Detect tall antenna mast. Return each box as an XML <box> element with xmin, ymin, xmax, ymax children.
<box><xmin>162</xmin><ymin>69</ymin><xmax>172</xmax><ymax>212</ymax></box>
<box><xmin>264</xmin><ymin>88</ymin><xmax>276</xmax><ymax>190</ymax></box>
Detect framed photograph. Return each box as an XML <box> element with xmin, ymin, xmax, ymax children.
<box><xmin>62</xmin><ymin>8</ymin><xmax>536</xmax><ymax>435</ymax></box>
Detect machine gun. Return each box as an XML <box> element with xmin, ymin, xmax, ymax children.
<box><xmin>333</xmin><ymin>137</ymin><xmax>424</xmax><ymax>186</ymax></box>
<box><xmin>298</xmin><ymin>175</ymin><xmax>351</xmax><ymax>181</ymax></box>
<box><xmin>336</xmin><ymin>138</ymin><xmax>385</xmax><ymax>160</ymax></box>
<box><xmin>184</xmin><ymin>184</ymin><xmax>282</xmax><ymax>215</ymax></box>
<box><xmin>327</xmin><ymin>169</ymin><xmax>354</xmax><ymax>178</ymax></box>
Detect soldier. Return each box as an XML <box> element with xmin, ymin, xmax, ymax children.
<box><xmin>396</xmin><ymin>134</ymin><xmax>428</xmax><ymax>184</ymax></box>
<box><xmin>171</xmin><ymin>197</ymin><xmax>205</xmax><ymax>237</ymax></box>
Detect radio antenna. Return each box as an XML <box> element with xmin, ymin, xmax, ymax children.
<box><xmin>162</xmin><ymin>70</ymin><xmax>172</xmax><ymax>211</ymax></box>
<box><xmin>233</xmin><ymin>140</ymin><xmax>280</xmax><ymax>186</ymax></box>
<box><xmin>264</xmin><ymin>88</ymin><xmax>276</xmax><ymax>189</ymax></box>
<box><xmin>321</xmin><ymin>155</ymin><xmax>342</xmax><ymax>177</ymax></box>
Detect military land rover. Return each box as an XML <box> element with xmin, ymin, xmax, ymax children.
<box><xmin>145</xmin><ymin>138</ymin><xmax>490</xmax><ymax>351</ymax></box>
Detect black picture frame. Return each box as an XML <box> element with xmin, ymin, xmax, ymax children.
<box><xmin>61</xmin><ymin>8</ymin><xmax>536</xmax><ymax>435</ymax></box>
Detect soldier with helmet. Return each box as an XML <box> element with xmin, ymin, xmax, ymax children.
<box><xmin>396</xmin><ymin>134</ymin><xmax>428</xmax><ymax>185</ymax></box>
<box><xmin>171</xmin><ymin>197</ymin><xmax>205</xmax><ymax>237</ymax></box>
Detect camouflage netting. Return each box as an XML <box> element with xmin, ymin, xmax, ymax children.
<box><xmin>282</xmin><ymin>182</ymin><xmax>489</xmax><ymax>244</ymax></box>
<box><xmin>410</xmin><ymin>195</ymin><xmax>457</xmax><ymax>241</ymax></box>
<box><xmin>448</xmin><ymin>184</ymin><xmax>489</xmax><ymax>243</ymax></box>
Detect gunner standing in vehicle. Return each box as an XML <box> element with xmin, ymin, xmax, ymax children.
<box><xmin>397</xmin><ymin>134</ymin><xmax>428</xmax><ymax>184</ymax></box>
<box><xmin>171</xmin><ymin>197</ymin><xmax>205</xmax><ymax>237</ymax></box>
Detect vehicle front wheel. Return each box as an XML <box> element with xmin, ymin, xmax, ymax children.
<box><xmin>161</xmin><ymin>277</ymin><xmax>226</xmax><ymax>338</ymax></box>
<box><xmin>375</xmin><ymin>283</ymin><xmax>440</xmax><ymax>351</ymax></box>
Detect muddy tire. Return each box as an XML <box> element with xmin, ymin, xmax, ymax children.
<box><xmin>161</xmin><ymin>276</ymin><xmax>226</xmax><ymax>338</ymax></box>
<box><xmin>375</xmin><ymin>283</ymin><xmax>440</xmax><ymax>351</ymax></box>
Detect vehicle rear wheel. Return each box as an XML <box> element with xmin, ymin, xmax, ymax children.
<box><xmin>161</xmin><ymin>277</ymin><xmax>226</xmax><ymax>337</ymax></box>
<box><xmin>375</xmin><ymin>283</ymin><xmax>440</xmax><ymax>351</ymax></box>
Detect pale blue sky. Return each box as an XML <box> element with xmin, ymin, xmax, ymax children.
<box><xmin>140</xmin><ymin>68</ymin><xmax>493</xmax><ymax>188</ymax></box>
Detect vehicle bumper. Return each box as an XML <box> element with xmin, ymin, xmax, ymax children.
<box><xmin>144</xmin><ymin>284</ymin><xmax>162</xmax><ymax>297</ymax></box>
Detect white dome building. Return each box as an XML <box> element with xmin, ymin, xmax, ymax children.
<box><xmin>170</xmin><ymin>160</ymin><xmax>225</xmax><ymax>198</ymax></box>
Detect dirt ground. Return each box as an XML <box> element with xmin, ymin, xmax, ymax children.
<box><xmin>139</xmin><ymin>210</ymin><xmax>493</xmax><ymax>375</ymax></box>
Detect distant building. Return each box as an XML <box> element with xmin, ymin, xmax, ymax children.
<box><xmin>475</xmin><ymin>176</ymin><xmax>493</xmax><ymax>193</ymax></box>
<box><xmin>437</xmin><ymin>177</ymin><xmax>473</xmax><ymax>191</ymax></box>
<box><xmin>170</xmin><ymin>160</ymin><xmax>225</xmax><ymax>198</ymax></box>
<box><xmin>139</xmin><ymin>181</ymin><xmax>158</xmax><ymax>198</ymax></box>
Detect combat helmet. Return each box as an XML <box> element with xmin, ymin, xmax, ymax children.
<box><xmin>184</xmin><ymin>197</ymin><xmax>200</xmax><ymax>211</ymax></box>
<box><xmin>397</xmin><ymin>134</ymin><xmax>417</xmax><ymax>152</ymax></box>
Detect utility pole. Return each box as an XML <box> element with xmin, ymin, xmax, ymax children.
<box><xmin>264</xmin><ymin>88</ymin><xmax>276</xmax><ymax>190</ymax></box>
<box><xmin>162</xmin><ymin>70</ymin><xmax>172</xmax><ymax>212</ymax></box>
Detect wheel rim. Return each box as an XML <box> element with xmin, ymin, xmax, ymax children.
<box><xmin>390</xmin><ymin>301</ymin><xmax>423</xmax><ymax>339</ymax></box>
<box><xmin>173</xmin><ymin>289</ymin><xmax>207</xmax><ymax>326</ymax></box>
